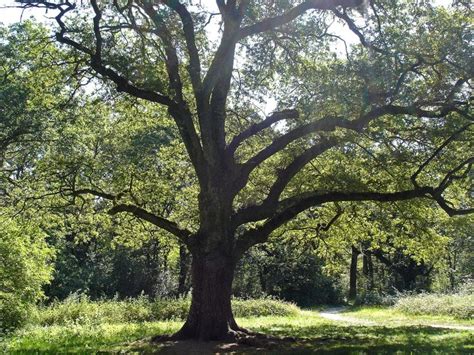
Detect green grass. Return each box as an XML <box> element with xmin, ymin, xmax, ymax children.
<box><xmin>2</xmin><ymin>309</ymin><xmax>473</xmax><ymax>354</ymax></box>
<box><xmin>343</xmin><ymin>306</ymin><xmax>474</xmax><ymax>327</ymax></box>
<box><xmin>393</xmin><ymin>293</ymin><xmax>473</xmax><ymax>319</ymax></box>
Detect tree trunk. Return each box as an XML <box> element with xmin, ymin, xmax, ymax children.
<box><xmin>173</xmin><ymin>250</ymin><xmax>242</xmax><ymax>340</ymax></box>
<box><xmin>363</xmin><ymin>252</ymin><xmax>374</xmax><ymax>291</ymax></box>
<box><xmin>349</xmin><ymin>246</ymin><xmax>359</xmax><ymax>300</ymax></box>
<box><xmin>177</xmin><ymin>244</ymin><xmax>190</xmax><ymax>297</ymax></box>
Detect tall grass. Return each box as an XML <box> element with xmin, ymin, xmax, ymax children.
<box><xmin>35</xmin><ymin>294</ymin><xmax>300</xmax><ymax>326</ymax></box>
<box><xmin>394</xmin><ymin>293</ymin><xmax>473</xmax><ymax>319</ymax></box>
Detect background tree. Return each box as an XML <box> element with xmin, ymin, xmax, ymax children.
<box><xmin>16</xmin><ymin>0</ymin><xmax>473</xmax><ymax>340</ymax></box>
<box><xmin>0</xmin><ymin>217</ymin><xmax>54</xmax><ymax>332</ymax></box>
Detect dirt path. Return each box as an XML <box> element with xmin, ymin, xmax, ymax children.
<box><xmin>319</xmin><ymin>307</ymin><xmax>474</xmax><ymax>331</ymax></box>
<box><xmin>319</xmin><ymin>307</ymin><xmax>376</xmax><ymax>326</ymax></box>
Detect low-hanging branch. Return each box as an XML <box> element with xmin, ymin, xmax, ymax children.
<box><xmin>108</xmin><ymin>204</ymin><xmax>192</xmax><ymax>242</ymax></box>
<box><xmin>68</xmin><ymin>188</ymin><xmax>192</xmax><ymax>242</ymax></box>
<box><xmin>236</xmin><ymin>168</ymin><xmax>473</xmax><ymax>253</ymax></box>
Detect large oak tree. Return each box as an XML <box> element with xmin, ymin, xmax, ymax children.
<box><xmin>17</xmin><ymin>0</ymin><xmax>472</xmax><ymax>340</ymax></box>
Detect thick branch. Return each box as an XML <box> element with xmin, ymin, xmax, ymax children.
<box><xmin>241</xmin><ymin>101</ymin><xmax>466</xmax><ymax>186</ymax></box>
<box><xmin>35</xmin><ymin>0</ymin><xmax>176</xmax><ymax>106</ymax></box>
<box><xmin>239</xmin><ymin>0</ymin><xmax>364</xmax><ymax>39</ymax></box>
<box><xmin>140</xmin><ymin>1</ymin><xmax>185</xmax><ymax>103</ymax></box>
<box><xmin>123</xmin><ymin>1</ymin><xmax>207</xmax><ymax>178</ymax></box>
<box><xmin>234</xmin><ymin>136</ymin><xmax>339</xmax><ymax>226</ymax></box>
<box><xmin>237</xmin><ymin>186</ymin><xmax>435</xmax><ymax>252</ymax></box>
<box><xmin>235</xmin><ymin>103</ymin><xmax>460</xmax><ymax>208</ymax></box>
<box><xmin>162</xmin><ymin>0</ymin><xmax>202</xmax><ymax>92</ymax></box>
<box><xmin>227</xmin><ymin>109</ymin><xmax>299</xmax><ymax>154</ymax></box>
<box><xmin>199</xmin><ymin>3</ymin><xmax>245</xmax><ymax>162</ymax></box>
<box><xmin>109</xmin><ymin>204</ymin><xmax>191</xmax><ymax>241</ymax></box>
<box><xmin>238</xmin><ymin>160</ymin><xmax>474</xmax><ymax>251</ymax></box>
<box><xmin>70</xmin><ymin>188</ymin><xmax>192</xmax><ymax>241</ymax></box>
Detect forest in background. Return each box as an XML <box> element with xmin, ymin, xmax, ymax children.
<box><xmin>1</xmin><ymin>18</ymin><xmax>472</xmax><ymax>335</ymax></box>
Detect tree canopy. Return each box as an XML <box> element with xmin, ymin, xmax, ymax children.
<box><xmin>10</xmin><ymin>0</ymin><xmax>474</xmax><ymax>341</ymax></box>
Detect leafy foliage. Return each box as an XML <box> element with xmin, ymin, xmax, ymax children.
<box><xmin>0</xmin><ymin>217</ymin><xmax>54</xmax><ymax>332</ymax></box>
<box><xmin>36</xmin><ymin>295</ymin><xmax>299</xmax><ymax>326</ymax></box>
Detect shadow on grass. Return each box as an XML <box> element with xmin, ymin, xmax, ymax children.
<box><xmin>124</xmin><ymin>324</ymin><xmax>474</xmax><ymax>354</ymax></box>
<box><xmin>3</xmin><ymin>322</ymin><xmax>472</xmax><ymax>354</ymax></box>
<box><xmin>251</xmin><ymin>324</ymin><xmax>473</xmax><ymax>354</ymax></box>
<box><xmin>1</xmin><ymin>322</ymin><xmax>180</xmax><ymax>354</ymax></box>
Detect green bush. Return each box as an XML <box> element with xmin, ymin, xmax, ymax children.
<box><xmin>394</xmin><ymin>293</ymin><xmax>474</xmax><ymax>319</ymax></box>
<box><xmin>354</xmin><ymin>291</ymin><xmax>400</xmax><ymax>306</ymax></box>
<box><xmin>150</xmin><ymin>298</ymin><xmax>190</xmax><ymax>321</ymax></box>
<box><xmin>38</xmin><ymin>294</ymin><xmax>153</xmax><ymax>326</ymax></box>
<box><xmin>232</xmin><ymin>298</ymin><xmax>299</xmax><ymax>318</ymax></box>
<box><xmin>0</xmin><ymin>218</ymin><xmax>54</xmax><ymax>333</ymax></box>
<box><xmin>37</xmin><ymin>295</ymin><xmax>299</xmax><ymax>326</ymax></box>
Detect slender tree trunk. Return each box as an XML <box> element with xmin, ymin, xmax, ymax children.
<box><xmin>362</xmin><ymin>252</ymin><xmax>374</xmax><ymax>291</ymax></box>
<box><xmin>349</xmin><ymin>246</ymin><xmax>359</xmax><ymax>300</ymax></box>
<box><xmin>367</xmin><ymin>254</ymin><xmax>374</xmax><ymax>290</ymax></box>
<box><xmin>173</xmin><ymin>250</ymin><xmax>241</xmax><ymax>340</ymax></box>
<box><xmin>177</xmin><ymin>244</ymin><xmax>190</xmax><ymax>297</ymax></box>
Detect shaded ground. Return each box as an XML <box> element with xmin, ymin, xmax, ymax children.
<box><xmin>121</xmin><ymin>311</ymin><xmax>474</xmax><ymax>354</ymax></box>
<box><xmin>124</xmin><ymin>326</ymin><xmax>473</xmax><ymax>354</ymax></box>
<box><xmin>2</xmin><ymin>309</ymin><xmax>473</xmax><ymax>353</ymax></box>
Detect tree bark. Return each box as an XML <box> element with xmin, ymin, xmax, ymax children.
<box><xmin>173</xmin><ymin>250</ymin><xmax>242</xmax><ymax>340</ymax></box>
<box><xmin>349</xmin><ymin>246</ymin><xmax>359</xmax><ymax>300</ymax></box>
<box><xmin>362</xmin><ymin>252</ymin><xmax>374</xmax><ymax>291</ymax></box>
<box><xmin>177</xmin><ymin>244</ymin><xmax>190</xmax><ymax>297</ymax></box>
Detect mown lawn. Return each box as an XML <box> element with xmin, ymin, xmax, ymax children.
<box><xmin>1</xmin><ymin>309</ymin><xmax>472</xmax><ymax>354</ymax></box>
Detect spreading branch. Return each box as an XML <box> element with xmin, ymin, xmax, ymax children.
<box><xmin>23</xmin><ymin>0</ymin><xmax>176</xmax><ymax>106</ymax></box>
<box><xmin>227</xmin><ymin>109</ymin><xmax>299</xmax><ymax>154</ymax></box>
<box><xmin>108</xmin><ymin>204</ymin><xmax>192</xmax><ymax>242</ymax></box>
<box><xmin>239</xmin><ymin>0</ymin><xmax>365</xmax><ymax>39</ymax></box>
<box><xmin>237</xmin><ymin>153</ymin><xmax>474</xmax><ymax>251</ymax></box>
<box><xmin>68</xmin><ymin>188</ymin><xmax>192</xmax><ymax>242</ymax></box>
<box><xmin>233</xmin><ymin>102</ymin><xmax>466</xmax><ymax>224</ymax></box>
<box><xmin>411</xmin><ymin>124</ymin><xmax>472</xmax><ymax>188</ymax></box>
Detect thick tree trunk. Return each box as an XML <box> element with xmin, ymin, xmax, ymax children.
<box><xmin>173</xmin><ymin>250</ymin><xmax>242</xmax><ymax>340</ymax></box>
<box><xmin>167</xmin><ymin>180</ymin><xmax>247</xmax><ymax>341</ymax></box>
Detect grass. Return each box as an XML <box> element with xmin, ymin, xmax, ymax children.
<box><xmin>35</xmin><ymin>295</ymin><xmax>299</xmax><ymax>326</ymax></box>
<box><xmin>393</xmin><ymin>293</ymin><xmax>473</xmax><ymax>319</ymax></box>
<box><xmin>343</xmin><ymin>306</ymin><xmax>474</xmax><ymax>327</ymax></box>
<box><xmin>1</xmin><ymin>308</ymin><xmax>473</xmax><ymax>354</ymax></box>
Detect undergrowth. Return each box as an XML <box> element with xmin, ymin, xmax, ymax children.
<box><xmin>394</xmin><ymin>293</ymin><xmax>473</xmax><ymax>319</ymax></box>
<box><xmin>35</xmin><ymin>294</ymin><xmax>300</xmax><ymax>326</ymax></box>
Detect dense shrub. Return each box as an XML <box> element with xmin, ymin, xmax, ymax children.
<box><xmin>45</xmin><ymin>236</ymin><xmax>177</xmax><ymax>301</ymax></box>
<box><xmin>234</xmin><ymin>245</ymin><xmax>342</xmax><ymax>306</ymax></box>
<box><xmin>232</xmin><ymin>298</ymin><xmax>299</xmax><ymax>317</ymax></box>
<box><xmin>39</xmin><ymin>294</ymin><xmax>153</xmax><ymax>325</ymax></box>
<box><xmin>354</xmin><ymin>291</ymin><xmax>400</xmax><ymax>306</ymax></box>
<box><xmin>37</xmin><ymin>295</ymin><xmax>299</xmax><ymax>326</ymax></box>
<box><xmin>394</xmin><ymin>293</ymin><xmax>474</xmax><ymax>319</ymax></box>
<box><xmin>0</xmin><ymin>218</ymin><xmax>54</xmax><ymax>333</ymax></box>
